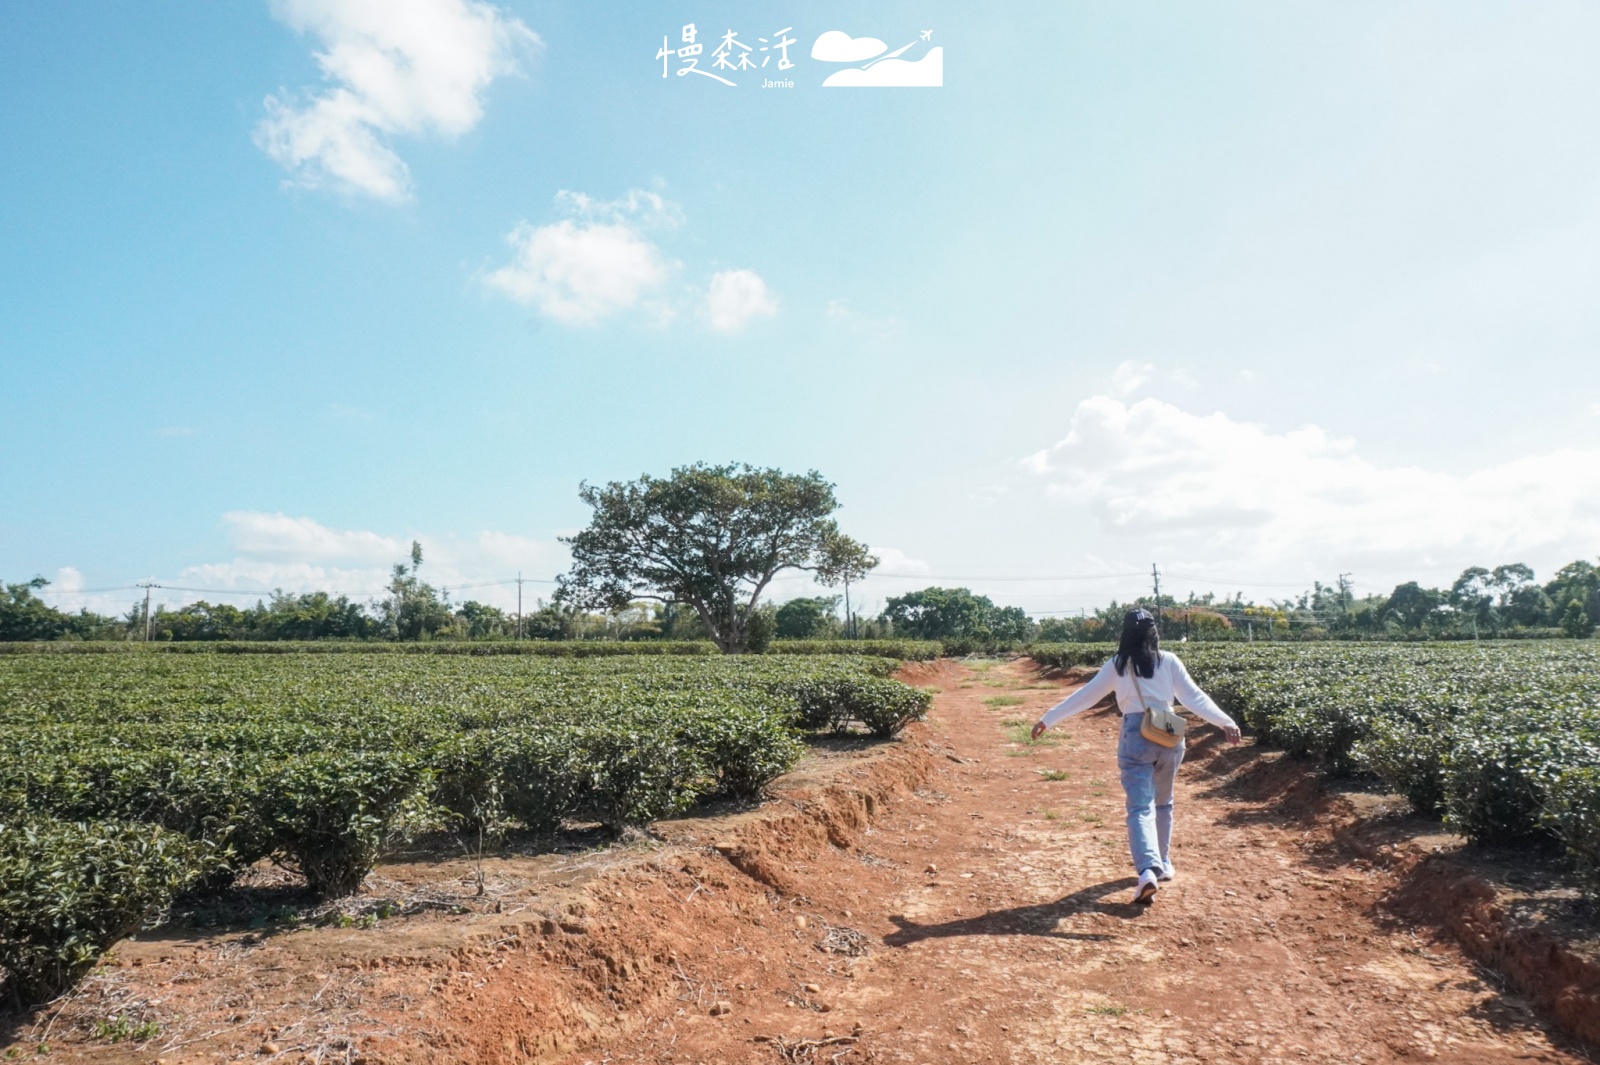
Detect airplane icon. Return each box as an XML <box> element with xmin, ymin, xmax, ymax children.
<box><xmin>920</xmin><ymin>30</ymin><xmax>932</xmax><ymax>41</ymax></box>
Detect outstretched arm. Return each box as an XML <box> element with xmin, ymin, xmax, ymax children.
<box><xmin>1171</xmin><ymin>657</ymin><xmax>1241</xmax><ymax>743</ymax></box>
<box><xmin>1032</xmin><ymin>660</ymin><xmax>1118</xmax><ymax>739</ymax></box>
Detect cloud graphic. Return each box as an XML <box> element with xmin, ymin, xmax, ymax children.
<box><xmin>810</xmin><ymin>30</ymin><xmax>887</xmax><ymax>63</ymax></box>
<box><xmin>823</xmin><ymin>47</ymin><xmax>943</xmax><ymax>88</ymax></box>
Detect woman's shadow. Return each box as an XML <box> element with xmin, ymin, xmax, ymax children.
<box><xmin>883</xmin><ymin>877</ymin><xmax>1144</xmax><ymax>947</ymax></box>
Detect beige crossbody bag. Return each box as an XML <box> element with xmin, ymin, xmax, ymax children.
<box><xmin>1131</xmin><ymin>658</ymin><xmax>1187</xmax><ymax>749</ymax></box>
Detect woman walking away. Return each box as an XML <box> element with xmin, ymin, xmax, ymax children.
<box><xmin>1030</xmin><ymin>608</ymin><xmax>1240</xmax><ymax>905</ymax></box>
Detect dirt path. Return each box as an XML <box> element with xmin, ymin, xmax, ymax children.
<box><xmin>578</xmin><ymin>658</ymin><xmax>1589</xmax><ymax>1065</ymax></box>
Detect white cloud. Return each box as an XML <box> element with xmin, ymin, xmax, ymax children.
<box><xmin>485</xmin><ymin>189</ymin><xmax>678</xmax><ymax>325</ymax></box>
<box><xmin>703</xmin><ymin>269</ymin><xmax>778</xmax><ymax>332</ymax></box>
<box><xmin>1024</xmin><ymin>394</ymin><xmax>1600</xmax><ymax>586</ymax></box>
<box><xmin>869</xmin><ymin>546</ymin><xmax>932</xmax><ymax>578</ymax></box>
<box><xmin>220</xmin><ymin>510</ymin><xmax>401</xmax><ymax>564</ymax></box>
<box><xmin>810</xmin><ymin>31</ymin><xmax>887</xmax><ymax>63</ymax></box>
<box><xmin>255</xmin><ymin>0</ymin><xmax>539</xmax><ymax>202</ymax></box>
<box><xmin>822</xmin><ymin>48</ymin><xmax>942</xmax><ymax>88</ymax></box>
<box><xmin>129</xmin><ymin>512</ymin><xmax>571</xmax><ymax>613</ymax></box>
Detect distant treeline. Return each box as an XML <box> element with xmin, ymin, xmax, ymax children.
<box><xmin>3</xmin><ymin>557</ymin><xmax>1595</xmax><ymax>646</ymax></box>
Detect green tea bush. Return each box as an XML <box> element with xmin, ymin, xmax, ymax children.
<box><xmin>253</xmin><ymin>752</ymin><xmax>439</xmax><ymax>897</ymax></box>
<box><xmin>687</xmin><ymin>705</ymin><xmax>806</xmax><ymax>800</ymax></box>
<box><xmin>1027</xmin><ymin>644</ymin><xmax>1115</xmax><ymax>670</ymax></box>
<box><xmin>1443</xmin><ymin>708</ymin><xmax>1600</xmax><ymax>847</ymax></box>
<box><xmin>0</xmin><ymin>640</ymin><xmax>720</xmax><ymax>656</ymax></box>
<box><xmin>1546</xmin><ymin>767</ymin><xmax>1600</xmax><ymax>899</ymax></box>
<box><xmin>0</xmin><ymin>817</ymin><xmax>217</xmax><ymax>1004</ymax></box>
<box><xmin>0</xmin><ymin>650</ymin><xmax>930</xmax><ymax>883</ymax></box>
<box><xmin>1352</xmin><ymin>715</ymin><xmax>1452</xmax><ymax>815</ymax></box>
<box><xmin>572</xmin><ymin>715</ymin><xmax>711</xmax><ymax>830</ymax></box>
<box><xmin>0</xmin><ymin>649</ymin><xmax>937</xmax><ymax>997</ymax></box>
<box><xmin>768</xmin><ymin>639</ymin><xmax>942</xmax><ymax>660</ymax></box>
<box><xmin>1175</xmin><ymin>642</ymin><xmax>1600</xmax><ymax>900</ymax></box>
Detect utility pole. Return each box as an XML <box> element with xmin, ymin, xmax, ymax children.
<box><xmin>138</xmin><ymin>582</ymin><xmax>160</xmax><ymax>642</ymax></box>
<box><xmin>1151</xmin><ymin>563</ymin><xmax>1162</xmax><ymax>627</ymax></box>
<box><xmin>516</xmin><ymin>572</ymin><xmax>524</xmax><ymax>640</ymax></box>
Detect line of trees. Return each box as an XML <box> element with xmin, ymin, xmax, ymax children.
<box><xmin>7</xmin><ymin>556</ymin><xmax>1597</xmax><ymax>647</ymax></box>
<box><xmin>4</xmin><ymin>457</ymin><xmax>1596</xmax><ymax>648</ymax></box>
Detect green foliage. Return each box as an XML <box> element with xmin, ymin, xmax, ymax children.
<box><xmin>746</xmin><ymin>604</ymin><xmax>777</xmax><ymax>654</ymax></box>
<box><xmin>775</xmin><ymin>597</ymin><xmax>841</xmax><ymax>639</ymax></box>
<box><xmin>0</xmin><ymin>818</ymin><xmax>217</xmax><ymax>1004</ymax></box>
<box><xmin>1175</xmin><ymin>642</ymin><xmax>1600</xmax><ymax>900</ymax></box>
<box><xmin>1546</xmin><ymin>767</ymin><xmax>1600</xmax><ymax>900</ymax></box>
<box><xmin>380</xmin><ymin>542</ymin><xmax>454</xmax><ymax>640</ymax></box>
<box><xmin>768</xmin><ymin>639</ymin><xmax>942</xmax><ymax>660</ymax></box>
<box><xmin>1560</xmin><ymin>600</ymin><xmax>1594</xmax><ymax>639</ymax></box>
<box><xmin>785</xmin><ymin>673</ymin><xmax>931</xmax><ymax>737</ymax></box>
<box><xmin>555</xmin><ymin>463</ymin><xmax>875</xmax><ymax>653</ymax></box>
<box><xmin>1027</xmin><ymin>643</ymin><xmax>1116</xmax><ymax>670</ymax></box>
<box><xmin>0</xmin><ymin>577</ymin><xmax>92</xmax><ymax>642</ymax></box>
<box><xmin>0</xmin><ymin>650</ymin><xmax>931</xmax><ymax>997</ymax></box>
<box><xmin>0</xmin><ymin>640</ymin><xmax>720</xmax><ymax>656</ymax></box>
<box><xmin>253</xmin><ymin>753</ymin><xmax>439</xmax><ymax>897</ymax></box>
<box><xmin>880</xmin><ymin>587</ymin><xmax>1036</xmax><ymax>645</ymax></box>
<box><xmin>93</xmin><ymin>1016</ymin><xmax>161</xmax><ymax>1042</ymax></box>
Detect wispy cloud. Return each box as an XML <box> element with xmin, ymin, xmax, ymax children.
<box><xmin>255</xmin><ymin>0</ymin><xmax>539</xmax><ymax>202</ymax></box>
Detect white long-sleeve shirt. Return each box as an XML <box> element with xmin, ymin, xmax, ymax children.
<box><xmin>1038</xmin><ymin>652</ymin><xmax>1236</xmax><ymax>731</ymax></box>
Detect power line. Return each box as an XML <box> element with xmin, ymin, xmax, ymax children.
<box><xmin>1161</xmin><ymin>572</ymin><xmax>1341</xmax><ymax>589</ymax></box>
<box><xmin>862</xmin><ymin>572</ymin><xmax>1147</xmax><ymax>582</ymax></box>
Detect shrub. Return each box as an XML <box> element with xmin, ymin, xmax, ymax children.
<box><xmin>572</xmin><ymin>716</ymin><xmax>710</xmax><ymax>831</ymax></box>
<box><xmin>767</xmin><ymin>639</ymin><xmax>942</xmax><ymax>660</ymax></box>
<box><xmin>1546</xmin><ymin>766</ymin><xmax>1600</xmax><ymax>902</ymax></box>
<box><xmin>1444</xmin><ymin>709</ymin><xmax>1600</xmax><ymax>847</ymax></box>
<box><xmin>253</xmin><ymin>753</ymin><xmax>438</xmax><ymax>897</ymax></box>
<box><xmin>1028</xmin><ymin>644</ymin><xmax>1115</xmax><ymax>671</ymax></box>
<box><xmin>0</xmin><ymin>818</ymin><xmax>217</xmax><ymax>1004</ymax></box>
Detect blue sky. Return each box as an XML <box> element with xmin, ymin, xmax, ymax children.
<box><xmin>3</xmin><ymin>1</ymin><xmax>1599</xmax><ymax>619</ymax></box>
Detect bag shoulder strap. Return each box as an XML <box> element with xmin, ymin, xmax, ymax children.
<box><xmin>1129</xmin><ymin>659</ymin><xmax>1149</xmax><ymax>712</ymax></box>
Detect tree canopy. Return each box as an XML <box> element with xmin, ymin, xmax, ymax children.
<box><xmin>879</xmin><ymin>586</ymin><xmax>1034</xmax><ymax>643</ymax></box>
<box><xmin>555</xmin><ymin>463</ymin><xmax>875</xmax><ymax>652</ymax></box>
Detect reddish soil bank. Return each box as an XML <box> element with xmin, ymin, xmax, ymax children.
<box><xmin>7</xmin><ymin>658</ymin><xmax>1597</xmax><ymax>1065</ymax></box>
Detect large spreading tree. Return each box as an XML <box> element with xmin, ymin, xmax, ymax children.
<box><xmin>555</xmin><ymin>463</ymin><xmax>876</xmax><ymax>653</ymax></box>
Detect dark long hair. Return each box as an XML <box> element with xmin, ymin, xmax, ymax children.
<box><xmin>1113</xmin><ymin>609</ymin><xmax>1161</xmax><ymax>679</ymax></box>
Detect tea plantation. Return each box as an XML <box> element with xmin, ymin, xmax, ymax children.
<box><xmin>1032</xmin><ymin>641</ymin><xmax>1600</xmax><ymax>904</ymax></box>
<box><xmin>0</xmin><ymin>651</ymin><xmax>931</xmax><ymax>1001</ymax></box>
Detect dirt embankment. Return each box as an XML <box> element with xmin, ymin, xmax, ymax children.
<box><xmin>8</xmin><ymin>657</ymin><xmax>1599</xmax><ymax>1065</ymax></box>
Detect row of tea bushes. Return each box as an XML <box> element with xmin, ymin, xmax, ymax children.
<box><xmin>0</xmin><ymin>652</ymin><xmax>931</xmax><ymax>1001</ymax></box>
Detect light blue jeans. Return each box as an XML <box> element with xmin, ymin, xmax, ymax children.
<box><xmin>1116</xmin><ymin>712</ymin><xmax>1185</xmax><ymax>876</ymax></box>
